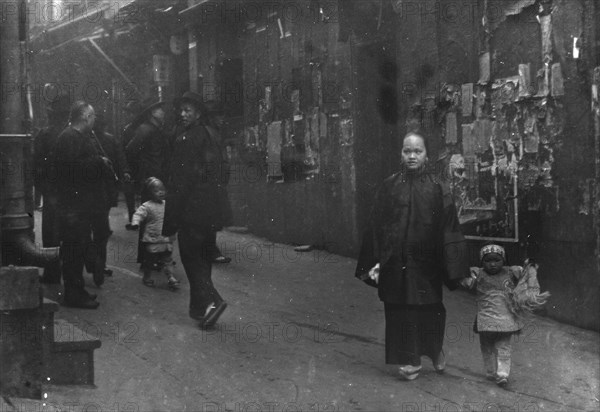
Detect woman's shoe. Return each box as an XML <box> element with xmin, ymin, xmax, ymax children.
<box><xmin>398</xmin><ymin>365</ymin><xmax>421</xmax><ymax>381</ymax></box>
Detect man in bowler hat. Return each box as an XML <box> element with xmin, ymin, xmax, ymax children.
<box><xmin>163</xmin><ymin>91</ymin><xmax>228</xmax><ymax>328</ymax></box>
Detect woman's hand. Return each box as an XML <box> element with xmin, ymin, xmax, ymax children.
<box><xmin>369</xmin><ymin>263</ymin><xmax>380</xmax><ymax>284</ymax></box>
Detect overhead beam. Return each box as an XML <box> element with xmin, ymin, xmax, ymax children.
<box><xmin>87</xmin><ymin>38</ymin><xmax>142</xmax><ymax>99</ymax></box>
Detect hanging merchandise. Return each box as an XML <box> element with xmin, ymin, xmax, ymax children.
<box><xmin>479</xmin><ymin>52</ymin><xmax>491</xmax><ymax>83</ymax></box>
<box><xmin>445</xmin><ymin>112</ymin><xmax>458</xmax><ymax>144</ymax></box>
<box><xmin>473</xmin><ymin>118</ymin><xmax>493</xmax><ymax>155</ymax></box>
<box><xmin>518</xmin><ymin>63</ymin><xmax>533</xmax><ymax>98</ymax></box>
<box><xmin>461</xmin><ymin>83</ymin><xmax>474</xmax><ymax>116</ymax></box>
<box><xmin>475</xmin><ymin>85</ymin><xmax>488</xmax><ymax>118</ymax></box>
<box><xmin>551</xmin><ymin>63</ymin><xmax>565</xmax><ymax>97</ymax></box>
<box><xmin>266</xmin><ymin>121</ymin><xmax>283</xmax><ymax>179</ymax></box>
<box><xmin>462</xmin><ymin>123</ymin><xmax>476</xmax><ymax>157</ymax></box>
<box><xmin>523</xmin><ymin>108</ymin><xmax>539</xmax><ymax>153</ymax></box>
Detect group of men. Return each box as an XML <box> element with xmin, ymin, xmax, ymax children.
<box><xmin>34</xmin><ymin>90</ymin><xmax>231</xmax><ymax>326</ymax></box>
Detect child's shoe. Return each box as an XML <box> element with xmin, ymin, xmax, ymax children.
<box><xmin>495</xmin><ymin>375</ymin><xmax>509</xmax><ymax>388</ymax></box>
<box><xmin>167</xmin><ymin>276</ymin><xmax>180</xmax><ymax>290</ymax></box>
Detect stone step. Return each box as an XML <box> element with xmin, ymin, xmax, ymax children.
<box><xmin>44</xmin><ymin>319</ymin><xmax>102</xmax><ymax>386</ymax></box>
<box><xmin>41</xmin><ymin>298</ymin><xmax>59</xmax><ymax>341</ymax></box>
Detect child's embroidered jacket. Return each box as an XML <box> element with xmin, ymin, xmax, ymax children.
<box><xmin>467</xmin><ymin>266</ymin><xmax>526</xmax><ymax>332</ymax></box>
<box><xmin>132</xmin><ymin>200</ymin><xmax>173</xmax><ymax>251</ymax></box>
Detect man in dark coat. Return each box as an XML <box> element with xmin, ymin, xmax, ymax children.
<box><xmin>126</xmin><ymin>97</ymin><xmax>170</xmax><ymax>264</ymax></box>
<box><xmin>120</xmin><ymin>100</ymin><xmax>142</xmax><ymax>229</ymax></box>
<box><xmin>34</xmin><ymin>91</ymin><xmax>70</xmax><ymax>284</ymax></box>
<box><xmin>52</xmin><ymin>101</ymin><xmax>112</xmax><ymax>309</ymax></box>
<box><xmin>88</xmin><ymin>112</ymin><xmax>130</xmax><ymax>278</ymax></box>
<box><xmin>163</xmin><ymin>91</ymin><xmax>228</xmax><ymax>328</ymax></box>
<box><xmin>203</xmin><ymin>100</ymin><xmax>232</xmax><ymax>264</ymax></box>
<box><xmin>125</xmin><ymin>97</ymin><xmax>169</xmax><ymax>190</ymax></box>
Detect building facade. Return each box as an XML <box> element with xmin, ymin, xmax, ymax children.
<box><xmin>30</xmin><ymin>0</ymin><xmax>600</xmax><ymax>330</ymax></box>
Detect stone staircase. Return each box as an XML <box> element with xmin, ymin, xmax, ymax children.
<box><xmin>1</xmin><ymin>267</ymin><xmax>100</xmax><ymax>398</ymax></box>
<box><xmin>42</xmin><ymin>298</ymin><xmax>102</xmax><ymax>386</ymax></box>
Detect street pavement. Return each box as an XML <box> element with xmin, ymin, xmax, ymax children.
<box><xmin>3</xmin><ymin>203</ymin><xmax>599</xmax><ymax>411</ymax></box>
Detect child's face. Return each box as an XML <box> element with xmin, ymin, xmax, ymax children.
<box><xmin>150</xmin><ymin>182</ymin><xmax>166</xmax><ymax>202</ymax></box>
<box><xmin>482</xmin><ymin>253</ymin><xmax>504</xmax><ymax>275</ymax></box>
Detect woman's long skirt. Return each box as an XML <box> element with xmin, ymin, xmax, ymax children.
<box><xmin>384</xmin><ymin>302</ymin><xmax>446</xmax><ymax>366</ymax></box>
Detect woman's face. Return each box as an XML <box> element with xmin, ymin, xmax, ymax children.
<box><xmin>401</xmin><ymin>134</ymin><xmax>427</xmax><ymax>170</ymax></box>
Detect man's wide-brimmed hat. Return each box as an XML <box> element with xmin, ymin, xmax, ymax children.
<box><xmin>175</xmin><ymin>91</ymin><xmax>207</xmax><ymax>114</ymax></box>
<box><xmin>136</xmin><ymin>96</ymin><xmax>165</xmax><ymax>121</ymax></box>
<box><xmin>204</xmin><ymin>100</ymin><xmax>224</xmax><ymax>115</ymax></box>
<box><xmin>124</xmin><ymin>100</ymin><xmax>142</xmax><ymax>115</ymax></box>
<box><xmin>47</xmin><ymin>91</ymin><xmax>71</xmax><ymax>114</ymax></box>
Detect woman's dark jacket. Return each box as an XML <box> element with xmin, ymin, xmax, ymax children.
<box><xmin>355</xmin><ymin>169</ymin><xmax>468</xmax><ymax>305</ymax></box>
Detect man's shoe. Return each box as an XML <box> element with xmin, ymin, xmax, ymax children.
<box><xmin>103</xmin><ymin>268</ymin><xmax>113</xmax><ymax>277</ymax></box>
<box><xmin>125</xmin><ymin>223</ymin><xmax>138</xmax><ymax>231</ymax></box>
<box><xmin>93</xmin><ymin>270</ymin><xmax>104</xmax><ymax>287</ymax></box>
<box><xmin>201</xmin><ymin>301</ymin><xmax>227</xmax><ymax>328</ymax></box>
<box><xmin>40</xmin><ymin>276</ymin><xmax>61</xmax><ymax>285</ymax></box>
<box><xmin>63</xmin><ymin>296</ymin><xmax>99</xmax><ymax>309</ymax></box>
<box><xmin>433</xmin><ymin>350</ymin><xmax>446</xmax><ymax>373</ymax></box>
<box><xmin>86</xmin><ymin>291</ymin><xmax>97</xmax><ymax>300</ymax></box>
<box><xmin>189</xmin><ymin>311</ymin><xmax>205</xmax><ymax>322</ymax></box>
<box><xmin>213</xmin><ymin>255</ymin><xmax>231</xmax><ymax>264</ymax></box>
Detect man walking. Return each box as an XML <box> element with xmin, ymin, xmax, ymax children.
<box><xmin>164</xmin><ymin>91</ymin><xmax>228</xmax><ymax>328</ymax></box>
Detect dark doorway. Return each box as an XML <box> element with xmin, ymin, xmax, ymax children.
<box><xmin>352</xmin><ymin>40</ymin><xmax>399</xmax><ymax>234</ymax></box>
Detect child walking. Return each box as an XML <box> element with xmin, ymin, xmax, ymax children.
<box><xmin>461</xmin><ymin>244</ymin><xmax>550</xmax><ymax>388</ymax></box>
<box><xmin>131</xmin><ymin>177</ymin><xmax>180</xmax><ymax>290</ymax></box>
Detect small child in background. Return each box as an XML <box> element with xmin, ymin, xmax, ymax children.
<box><xmin>461</xmin><ymin>244</ymin><xmax>550</xmax><ymax>388</ymax></box>
<box><xmin>131</xmin><ymin>177</ymin><xmax>180</xmax><ymax>290</ymax></box>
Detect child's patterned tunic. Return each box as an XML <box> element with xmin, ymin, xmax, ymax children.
<box><xmin>473</xmin><ymin>266</ymin><xmax>525</xmax><ymax>332</ymax></box>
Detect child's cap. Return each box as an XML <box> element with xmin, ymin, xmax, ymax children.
<box><xmin>144</xmin><ymin>176</ymin><xmax>163</xmax><ymax>188</ymax></box>
<box><xmin>480</xmin><ymin>244</ymin><xmax>505</xmax><ymax>261</ymax></box>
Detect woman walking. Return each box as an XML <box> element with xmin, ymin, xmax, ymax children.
<box><xmin>355</xmin><ymin>131</ymin><xmax>469</xmax><ymax>380</ymax></box>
